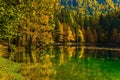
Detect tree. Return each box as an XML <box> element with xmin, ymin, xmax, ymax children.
<box><xmin>85</xmin><ymin>27</ymin><xmax>94</xmax><ymax>43</ymax></box>
<box><xmin>20</xmin><ymin>0</ymin><xmax>60</xmax><ymax>51</ymax></box>
<box><xmin>99</xmin><ymin>14</ymin><xmax>105</xmax><ymax>26</ymax></box>
<box><xmin>0</xmin><ymin>0</ymin><xmax>60</xmax><ymax>52</ymax></box>
<box><xmin>78</xmin><ymin>26</ymin><xmax>85</xmax><ymax>42</ymax></box>
<box><xmin>0</xmin><ymin>0</ymin><xmax>20</xmax><ymax>51</ymax></box>
<box><xmin>106</xmin><ymin>0</ymin><xmax>114</xmax><ymax>8</ymax></box>
<box><xmin>84</xmin><ymin>16</ymin><xmax>89</xmax><ymax>28</ymax></box>
<box><xmin>111</xmin><ymin>28</ymin><xmax>120</xmax><ymax>43</ymax></box>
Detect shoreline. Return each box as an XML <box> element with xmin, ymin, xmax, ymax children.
<box><xmin>53</xmin><ymin>43</ymin><xmax>120</xmax><ymax>47</ymax></box>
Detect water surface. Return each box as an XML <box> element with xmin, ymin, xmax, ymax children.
<box><xmin>2</xmin><ymin>46</ymin><xmax>120</xmax><ymax>80</ymax></box>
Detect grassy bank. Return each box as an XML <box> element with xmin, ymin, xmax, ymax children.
<box><xmin>0</xmin><ymin>57</ymin><xmax>24</xmax><ymax>80</ymax></box>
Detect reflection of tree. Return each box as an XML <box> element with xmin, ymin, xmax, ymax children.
<box><xmin>19</xmin><ymin>54</ymin><xmax>56</xmax><ymax>80</ymax></box>
<box><xmin>56</xmin><ymin>46</ymin><xmax>120</xmax><ymax>80</ymax></box>
<box><xmin>58</xmin><ymin>46</ymin><xmax>86</xmax><ymax>63</ymax></box>
<box><xmin>79</xmin><ymin>46</ymin><xmax>85</xmax><ymax>59</ymax></box>
<box><xmin>6</xmin><ymin>50</ymin><xmax>38</xmax><ymax>63</ymax></box>
<box><xmin>55</xmin><ymin>54</ymin><xmax>114</xmax><ymax>80</ymax></box>
<box><xmin>66</xmin><ymin>46</ymin><xmax>76</xmax><ymax>60</ymax></box>
<box><xmin>2</xmin><ymin>46</ymin><xmax>120</xmax><ymax>80</ymax></box>
<box><xmin>57</xmin><ymin>46</ymin><xmax>77</xmax><ymax>66</ymax></box>
<box><xmin>96</xmin><ymin>50</ymin><xmax>120</xmax><ymax>60</ymax></box>
<box><xmin>59</xmin><ymin>46</ymin><xmax>64</xmax><ymax>66</ymax></box>
<box><xmin>59</xmin><ymin>53</ymin><xmax>64</xmax><ymax>66</ymax></box>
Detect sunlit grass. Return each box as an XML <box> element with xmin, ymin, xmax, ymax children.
<box><xmin>0</xmin><ymin>57</ymin><xmax>24</xmax><ymax>80</ymax></box>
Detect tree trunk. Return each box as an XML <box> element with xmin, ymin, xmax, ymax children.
<box><xmin>8</xmin><ymin>38</ymin><xmax>11</xmax><ymax>52</ymax></box>
<box><xmin>27</xmin><ymin>35</ymin><xmax>32</xmax><ymax>54</ymax></box>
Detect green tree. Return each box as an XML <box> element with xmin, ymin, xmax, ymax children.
<box><xmin>84</xmin><ymin>16</ymin><xmax>89</xmax><ymax>29</ymax></box>
<box><xmin>0</xmin><ymin>0</ymin><xmax>60</xmax><ymax>52</ymax></box>
<box><xmin>0</xmin><ymin>0</ymin><xmax>20</xmax><ymax>51</ymax></box>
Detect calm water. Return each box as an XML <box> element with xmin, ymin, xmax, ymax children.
<box><xmin>3</xmin><ymin>46</ymin><xmax>120</xmax><ymax>80</ymax></box>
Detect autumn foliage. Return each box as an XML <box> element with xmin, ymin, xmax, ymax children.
<box><xmin>0</xmin><ymin>0</ymin><xmax>120</xmax><ymax>53</ymax></box>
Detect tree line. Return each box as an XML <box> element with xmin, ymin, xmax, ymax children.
<box><xmin>0</xmin><ymin>0</ymin><xmax>120</xmax><ymax>54</ymax></box>
<box><xmin>54</xmin><ymin>0</ymin><xmax>120</xmax><ymax>43</ymax></box>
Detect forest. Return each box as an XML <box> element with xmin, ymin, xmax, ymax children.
<box><xmin>0</xmin><ymin>0</ymin><xmax>120</xmax><ymax>54</ymax></box>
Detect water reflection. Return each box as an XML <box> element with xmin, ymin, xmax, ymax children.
<box><xmin>2</xmin><ymin>46</ymin><xmax>120</xmax><ymax>80</ymax></box>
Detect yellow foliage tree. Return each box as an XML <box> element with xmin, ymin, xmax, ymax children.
<box><xmin>78</xmin><ymin>28</ymin><xmax>85</xmax><ymax>42</ymax></box>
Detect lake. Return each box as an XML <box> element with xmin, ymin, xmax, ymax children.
<box><xmin>2</xmin><ymin>46</ymin><xmax>120</xmax><ymax>80</ymax></box>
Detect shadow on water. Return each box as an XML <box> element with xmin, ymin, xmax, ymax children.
<box><xmin>2</xmin><ymin>46</ymin><xmax>120</xmax><ymax>80</ymax></box>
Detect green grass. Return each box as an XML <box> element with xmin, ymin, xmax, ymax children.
<box><xmin>0</xmin><ymin>57</ymin><xmax>24</xmax><ymax>80</ymax></box>
<box><xmin>0</xmin><ymin>44</ymin><xmax>24</xmax><ymax>80</ymax></box>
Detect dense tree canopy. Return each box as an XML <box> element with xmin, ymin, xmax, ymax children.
<box><xmin>0</xmin><ymin>0</ymin><xmax>120</xmax><ymax>53</ymax></box>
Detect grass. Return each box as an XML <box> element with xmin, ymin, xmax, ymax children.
<box><xmin>0</xmin><ymin>44</ymin><xmax>24</xmax><ymax>80</ymax></box>
<box><xmin>0</xmin><ymin>57</ymin><xmax>24</xmax><ymax>80</ymax></box>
